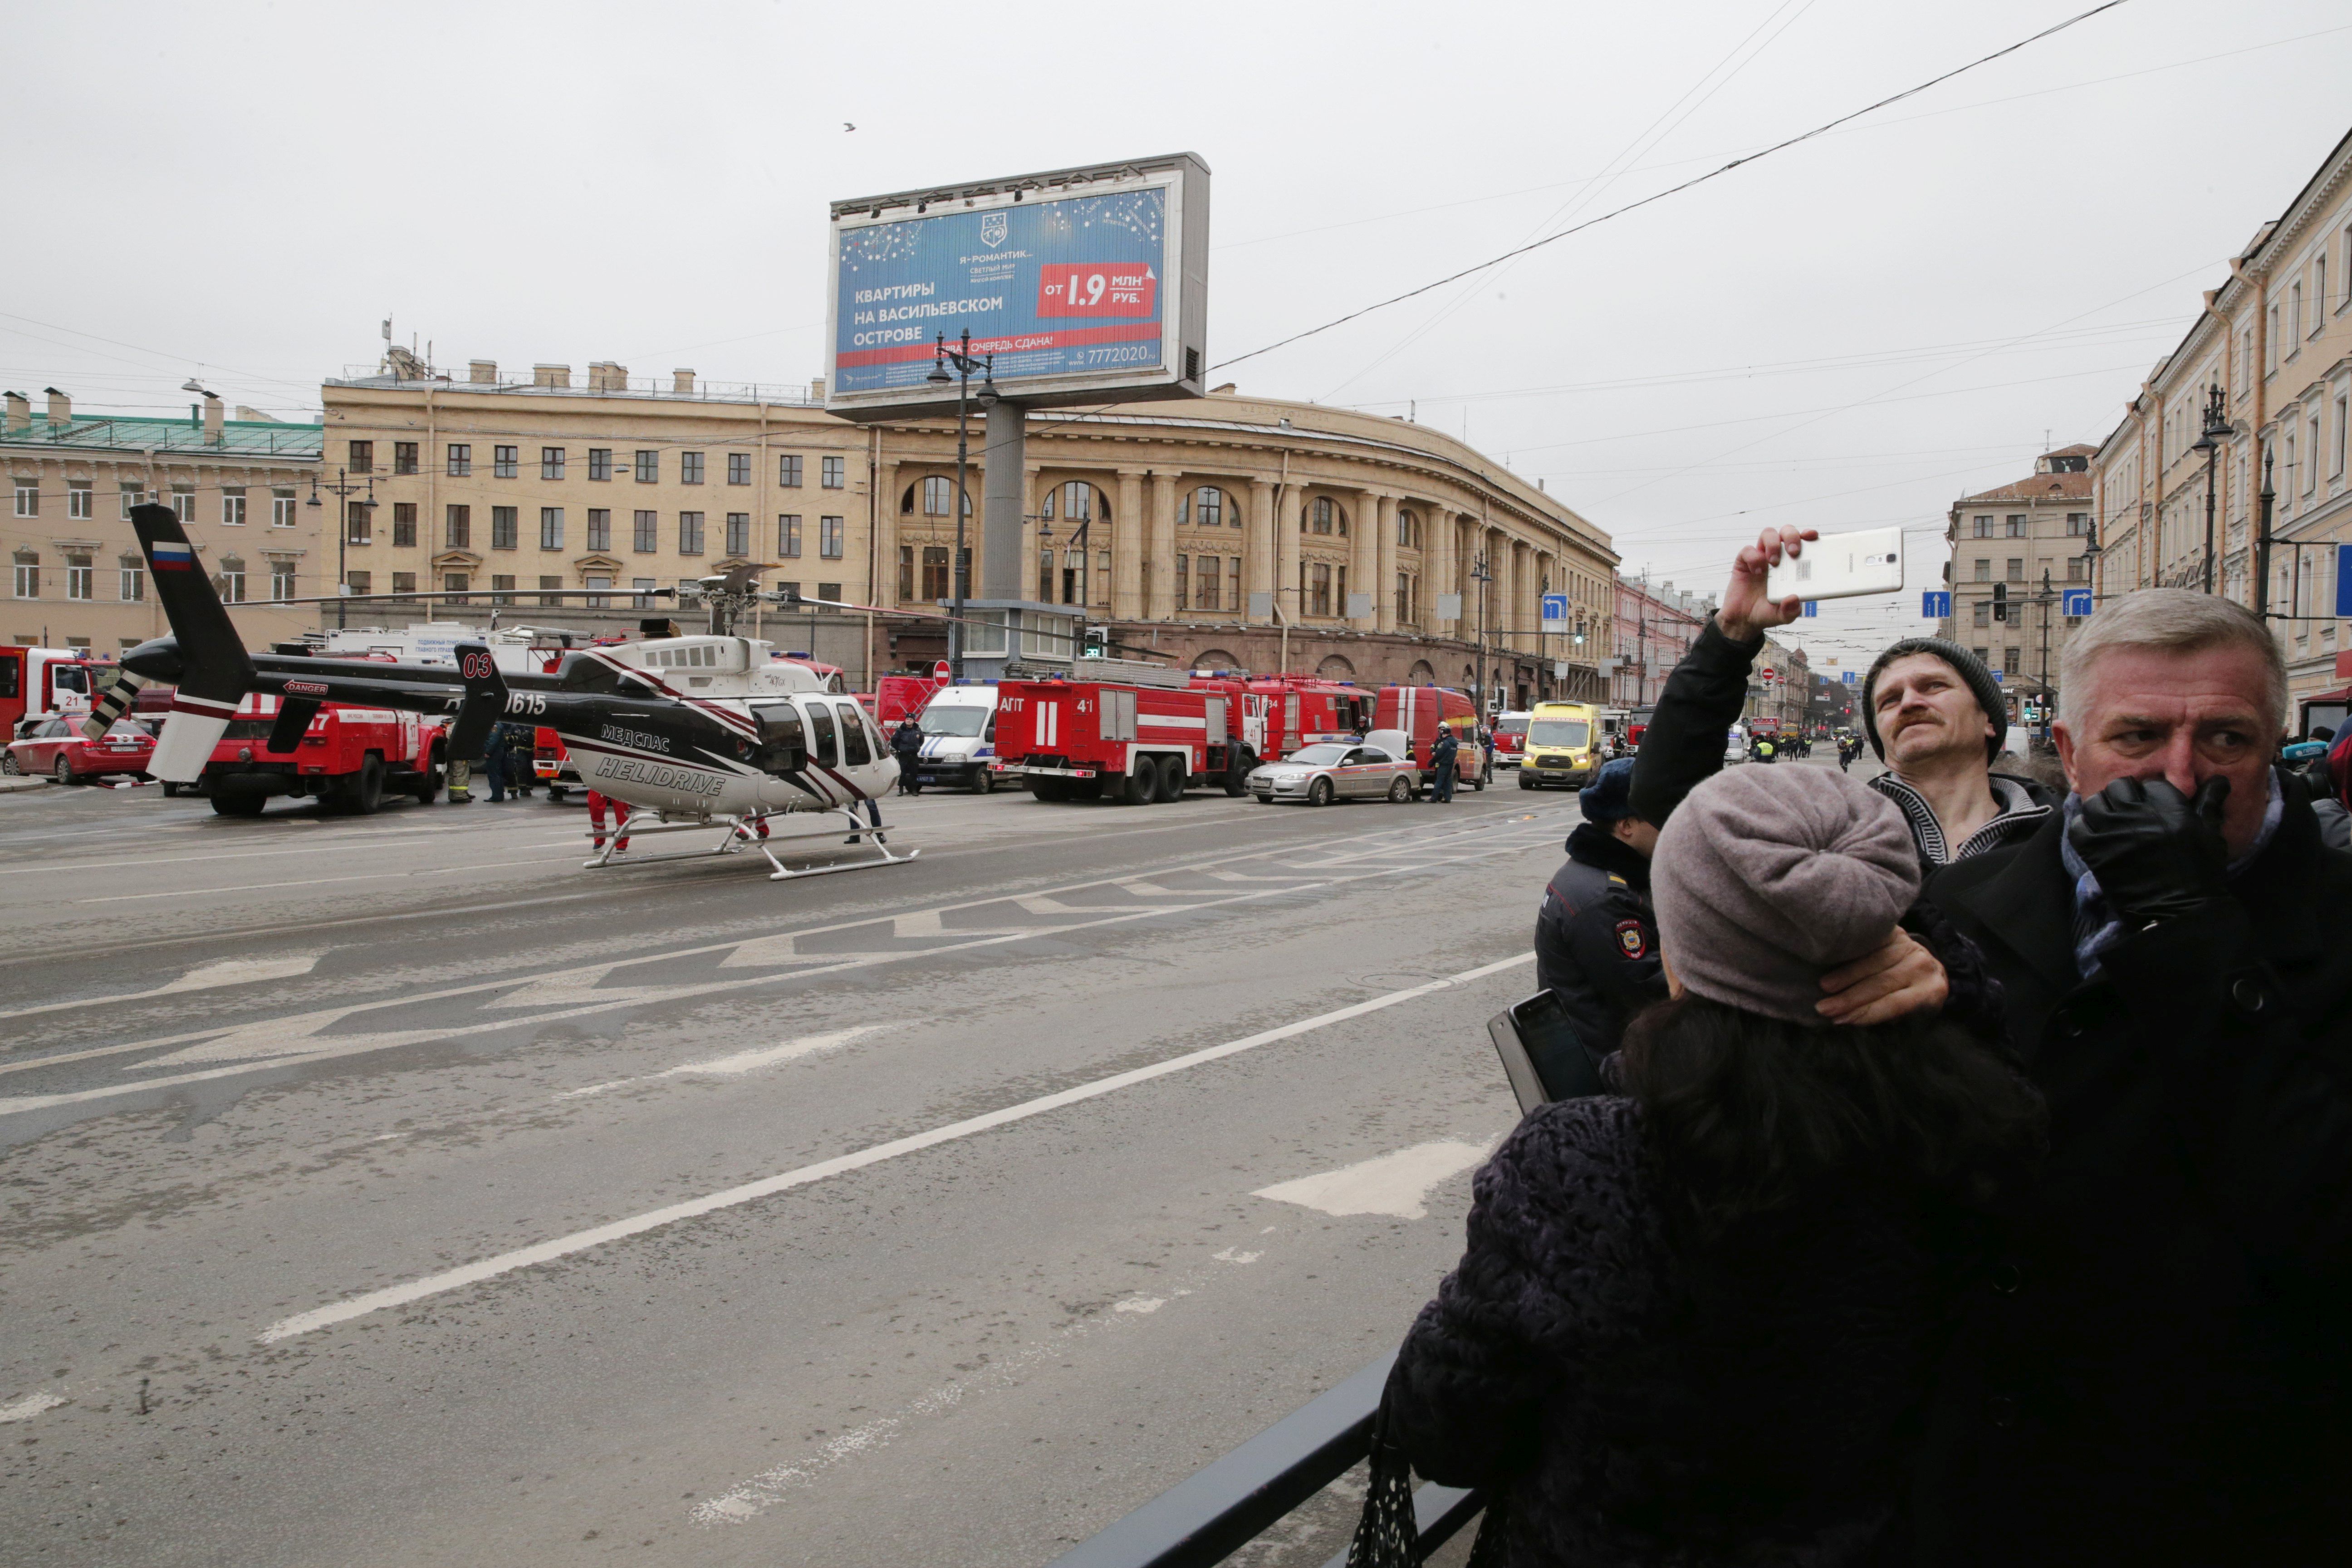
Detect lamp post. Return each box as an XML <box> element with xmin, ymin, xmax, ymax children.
<box><xmin>308</xmin><ymin>467</ymin><xmax>376</xmax><ymax>631</ymax></box>
<box><xmin>1469</xmin><ymin>549</ymin><xmax>1493</xmax><ymax>716</ymax></box>
<box><xmin>2253</xmin><ymin>447</ymin><xmax>2277</xmax><ymax>619</ymax></box>
<box><xmin>926</xmin><ymin>329</ymin><xmax>995</xmax><ymax>683</ymax></box>
<box><xmin>2191</xmin><ymin>381</ymin><xmax>2229</xmax><ymax>595</ymax></box>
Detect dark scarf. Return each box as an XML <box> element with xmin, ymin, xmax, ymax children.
<box><xmin>1567</xmin><ymin>821</ymin><xmax>1651</xmax><ymax>889</ymax></box>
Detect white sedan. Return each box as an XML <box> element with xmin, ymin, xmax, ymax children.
<box><xmin>1246</xmin><ymin>742</ymin><xmax>1420</xmax><ymax>806</ymax></box>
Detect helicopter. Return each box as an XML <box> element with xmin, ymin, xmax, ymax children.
<box><xmin>98</xmin><ymin>503</ymin><xmax>916</xmax><ymax>881</ymax></box>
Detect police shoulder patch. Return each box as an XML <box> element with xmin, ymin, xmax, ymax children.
<box><xmin>1614</xmin><ymin>918</ymin><xmax>1650</xmax><ymax>960</ymax></box>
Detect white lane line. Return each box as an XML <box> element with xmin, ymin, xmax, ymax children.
<box><xmin>551</xmin><ymin>1026</ymin><xmax>887</xmax><ymax>1099</ymax></box>
<box><xmin>0</xmin><ymin>1392</ymin><xmax>68</xmax><ymax>1422</ymax></box>
<box><xmin>1252</xmin><ymin>1139</ymin><xmax>1494</xmax><ymax>1220</ymax></box>
<box><xmin>255</xmin><ymin>951</ymin><xmax>1534</xmax><ymax>1343</ymax></box>
<box><xmin>0</xmin><ymin>952</ymin><xmax>323</xmax><ymax>1025</ymax></box>
<box><xmin>74</xmin><ymin>854</ymin><xmax>583</xmax><ymax>902</ymax></box>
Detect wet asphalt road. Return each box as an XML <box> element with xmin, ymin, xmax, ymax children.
<box><xmin>0</xmin><ymin>773</ymin><xmax>1582</xmax><ymax>1566</ymax></box>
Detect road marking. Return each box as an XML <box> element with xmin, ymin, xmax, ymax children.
<box><xmin>1253</xmin><ymin>1140</ymin><xmax>1494</xmax><ymax>1220</ymax></box>
<box><xmin>662</xmin><ymin>1026</ymin><xmax>884</xmax><ymax>1076</ymax></box>
<box><xmin>0</xmin><ymin>1392</ymin><xmax>67</xmax><ymax>1423</ymax></box>
<box><xmin>254</xmin><ymin>951</ymin><xmax>1534</xmax><ymax>1343</ymax></box>
<box><xmin>74</xmin><ymin>854</ymin><xmax>583</xmax><ymax>903</ymax></box>
<box><xmin>0</xmin><ymin>952</ymin><xmax>324</xmax><ymax>1025</ymax></box>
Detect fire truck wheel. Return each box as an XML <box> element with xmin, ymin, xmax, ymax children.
<box><xmin>1119</xmin><ymin>762</ymin><xmax>1155</xmax><ymax>806</ymax></box>
<box><xmin>1154</xmin><ymin>756</ymin><xmax>1184</xmax><ymax>803</ymax></box>
<box><xmin>411</xmin><ymin>769</ymin><xmax>441</xmax><ymax>806</ymax></box>
<box><xmin>1307</xmin><ymin>776</ymin><xmax>1334</xmax><ymax>808</ymax></box>
<box><xmin>1221</xmin><ymin>766</ymin><xmax>1247</xmax><ymax>798</ymax></box>
<box><xmin>343</xmin><ymin>757</ymin><xmax>386</xmax><ymax>816</ymax></box>
<box><xmin>1031</xmin><ymin>776</ymin><xmax>1069</xmax><ymax>803</ymax></box>
<box><xmin>1387</xmin><ymin>776</ymin><xmax>1412</xmax><ymax>803</ymax></box>
<box><xmin>210</xmin><ymin>789</ymin><xmax>266</xmax><ymax>817</ymax></box>
<box><xmin>161</xmin><ymin>780</ymin><xmax>180</xmax><ymax>797</ymax></box>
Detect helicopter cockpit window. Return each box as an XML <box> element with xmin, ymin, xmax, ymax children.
<box><xmin>805</xmin><ymin>701</ymin><xmax>837</xmax><ymax>768</ymax></box>
<box><xmin>557</xmin><ymin>652</ymin><xmax>626</xmax><ymax>693</ymax></box>
<box><xmin>750</xmin><ymin>703</ymin><xmax>805</xmax><ymax>775</ymax></box>
<box><xmin>834</xmin><ymin>701</ymin><xmax>871</xmax><ymax>765</ymax></box>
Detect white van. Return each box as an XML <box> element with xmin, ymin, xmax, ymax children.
<box><xmin>914</xmin><ymin>683</ymin><xmax>1003</xmax><ymax>793</ymax></box>
<box><xmin>1725</xmin><ymin>723</ymin><xmax>1749</xmax><ymax>764</ymax></box>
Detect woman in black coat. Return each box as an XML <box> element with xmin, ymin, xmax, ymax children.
<box><xmin>1386</xmin><ymin>766</ymin><xmax>2043</xmax><ymax>1568</ymax></box>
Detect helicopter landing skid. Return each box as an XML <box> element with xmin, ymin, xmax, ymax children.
<box><xmin>581</xmin><ymin>807</ymin><xmax>918</xmax><ymax>880</ymax></box>
<box><xmin>760</xmin><ymin>805</ymin><xmax>920</xmax><ymax>881</ymax></box>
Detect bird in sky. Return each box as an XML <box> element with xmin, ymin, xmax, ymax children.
<box><xmin>844</xmin><ymin>122</ymin><xmax>856</xmax><ymax>132</ymax></box>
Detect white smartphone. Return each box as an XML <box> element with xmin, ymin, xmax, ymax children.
<box><xmin>1764</xmin><ymin>526</ymin><xmax>1905</xmax><ymax>604</ymax></box>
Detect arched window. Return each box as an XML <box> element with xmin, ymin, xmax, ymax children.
<box><xmin>920</xmin><ymin>475</ymin><xmax>969</xmax><ymax>517</ymax></box>
<box><xmin>1316</xmin><ymin>654</ymin><xmax>1356</xmax><ymax>679</ymax></box>
<box><xmin>1178</xmin><ymin>485</ymin><xmax>1236</xmax><ymax>528</ymax></box>
<box><xmin>1408</xmin><ymin>659</ymin><xmax>1437</xmax><ymax>684</ymax></box>
<box><xmin>1191</xmin><ymin>648</ymin><xmax>1240</xmax><ymax>673</ymax></box>
<box><xmin>1308</xmin><ymin>496</ymin><xmax>1347</xmax><ymax>536</ymax></box>
<box><xmin>1040</xmin><ymin>480</ymin><xmax>1107</xmax><ymax>524</ymax></box>
<box><xmin>1397</xmin><ymin>508</ymin><xmax>1419</xmax><ymax>548</ymax></box>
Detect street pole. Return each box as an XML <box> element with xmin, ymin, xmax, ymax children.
<box><xmin>309</xmin><ymin>467</ymin><xmax>374</xmax><ymax>631</ymax></box>
<box><xmin>1470</xmin><ymin>549</ymin><xmax>1491</xmax><ymax>718</ymax></box>
<box><xmin>2193</xmin><ymin>382</ymin><xmax>2226</xmax><ymax>596</ymax></box>
<box><xmin>2253</xmin><ymin>447</ymin><xmax>2276</xmax><ymax>619</ymax></box>
<box><xmin>927</xmin><ymin>330</ymin><xmax>993</xmax><ymax>684</ymax></box>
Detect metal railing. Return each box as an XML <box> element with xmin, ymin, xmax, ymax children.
<box><xmin>1042</xmin><ymin>1352</ymin><xmax>1483</xmax><ymax>1568</ymax></box>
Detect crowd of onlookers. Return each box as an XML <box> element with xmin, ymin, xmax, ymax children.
<box><xmin>1375</xmin><ymin>526</ymin><xmax>2352</xmax><ymax>1567</ymax></box>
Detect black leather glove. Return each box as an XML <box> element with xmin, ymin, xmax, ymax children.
<box><xmin>2067</xmin><ymin>774</ymin><xmax>2231</xmax><ymax>925</ymax></box>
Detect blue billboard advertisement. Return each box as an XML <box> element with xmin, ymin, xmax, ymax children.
<box><xmin>833</xmin><ymin>188</ymin><xmax>1170</xmax><ymax>399</ymax></box>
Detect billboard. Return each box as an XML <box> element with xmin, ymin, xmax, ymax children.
<box><xmin>825</xmin><ymin>154</ymin><xmax>1209</xmax><ymax>418</ymax></box>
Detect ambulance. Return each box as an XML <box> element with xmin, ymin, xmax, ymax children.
<box><xmin>1517</xmin><ymin>700</ymin><xmax>1603</xmax><ymax>789</ymax></box>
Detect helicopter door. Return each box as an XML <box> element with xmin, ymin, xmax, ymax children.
<box><xmin>750</xmin><ymin>703</ymin><xmax>807</xmax><ymax>776</ymax></box>
<box><xmin>833</xmin><ymin>701</ymin><xmax>871</xmax><ymax>765</ymax></box>
<box><xmin>804</xmin><ymin>700</ymin><xmax>838</xmax><ymax>768</ymax></box>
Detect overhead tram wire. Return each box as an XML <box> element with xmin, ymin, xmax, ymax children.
<box><xmin>1207</xmin><ymin>0</ymin><xmax>2133</xmax><ymax>379</ymax></box>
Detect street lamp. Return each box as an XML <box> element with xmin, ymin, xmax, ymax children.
<box><xmin>2190</xmin><ymin>381</ymin><xmax>2228</xmax><ymax>595</ymax></box>
<box><xmin>2253</xmin><ymin>446</ymin><xmax>2278</xmax><ymax>618</ymax></box>
<box><xmin>309</xmin><ymin>467</ymin><xmax>376</xmax><ymax>630</ymax></box>
<box><xmin>1468</xmin><ymin>549</ymin><xmax>1493</xmax><ymax>716</ymax></box>
<box><xmin>927</xmin><ymin>330</ymin><xmax>994</xmax><ymax>683</ymax></box>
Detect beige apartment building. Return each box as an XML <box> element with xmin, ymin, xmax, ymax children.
<box><xmin>3</xmin><ymin>388</ymin><xmax>324</xmax><ymax>652</ymax></box>
<box><xmin>2095</xmin><ymin>125</ymin><xmax>2352</xmax><ymax>715</ymax></box>
<box><xmin>1937</xmin><ymin>444</ymin><xmax>2098</xmax><ymax>719</ymax></box>
<box><xmin>322</xmin><ymin>360</ymin><xmax>1618</xmax><ymax>701</ymax></box>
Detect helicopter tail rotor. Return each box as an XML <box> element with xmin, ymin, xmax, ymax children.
<box><xmin>78</xmin><ymin>667</ymin><xmax>152</xmax><ymax>741</ymax></box>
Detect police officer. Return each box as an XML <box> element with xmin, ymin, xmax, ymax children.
<box><xmin>1534</xmin><ymin>757</ymin><xmax>1662</xmax><ymax>1059</ymax></box>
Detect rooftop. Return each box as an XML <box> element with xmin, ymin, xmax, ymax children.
<box><xmin>1956</xmin><ymin>469</ymin><xmax>2092</xmax><ymax>504</ymax></box>
<box><xmin>1</xmin><ymin>410</ymin><xmax>323</xmax><ymax>458</ymax></box>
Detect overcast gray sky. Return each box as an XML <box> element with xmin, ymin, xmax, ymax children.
<box><xmin>11</xmin><ymin>0</ymin><xmax>2350</xmax><ymax>666</ymax></box>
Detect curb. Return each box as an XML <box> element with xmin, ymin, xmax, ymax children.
<box><xmin>0</xmin><ymin>775</ymin><xmax>54</xmax><ymax>794</ymax></box>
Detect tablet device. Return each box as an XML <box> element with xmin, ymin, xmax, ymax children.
<box><xmin>1764</xmin><ymin>525</ymin><xmax>1904</xmax><ymax>604</ymax></box>
<box><xmin>1487</xmin><ymin>989</ymin><xmax>1607</xmax><ymax>1114</ymax></box>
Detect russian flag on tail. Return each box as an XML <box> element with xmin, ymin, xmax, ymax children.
<box><xmin>152</xmin><ymin>541</ymin><xmax>197</xmax><ymax>572</ymax></box>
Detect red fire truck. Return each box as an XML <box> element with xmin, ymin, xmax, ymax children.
<box><xmin>1372</xmin><ymin>685</ymin><xmax>1491</xmax><ymax>792</ymax></box>
<box><xmin>997</xmin><ymin>670</ymin><xmax>1253</xmax><ymax>803</ymax></box>
<box><xmin>1222</xmin><ymin>676</ymin><xmax>1376</xmax><ymax>760</ymax></box>
<box><xmin>1</xmin><ymin>646</ymin><xmax>117</xmax><ymax>737</ymax></box>
<box><xmin>201</xmin><ymin>692</ymin><xmax>446</xmax><ymax>816</ymax></box>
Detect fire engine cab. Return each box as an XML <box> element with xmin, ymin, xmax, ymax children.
<box><xmin>998</xmin><ymin>662</ymin><xmax>1253</xmax><ymax>804</ymax></box>
<box><xmin>1</xmin><ymin>646</ymin><xmax>115</xmax><ymax>736</ymax></box>
<box><xmin>202</xmin><ymin>692</ymin><xmax>445</xmax><ymax>816</ymax></box>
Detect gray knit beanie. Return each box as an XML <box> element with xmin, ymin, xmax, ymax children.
<box><xmin>1860</xmin><ymin>637</ymin><xmax>2005</xmax><ymax>764</ymax></box>
<box><xmin>1649</xmin><ymin>765</ymin><xmax>1921</xmax><ymax>1026</ymax></box>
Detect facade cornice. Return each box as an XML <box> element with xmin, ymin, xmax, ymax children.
<box><xmin>2244</xmin><ymin>126</ymin><xmax>2352</xmax><ymax>268</ymax></box>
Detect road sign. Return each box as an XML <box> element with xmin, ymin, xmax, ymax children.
<box><xmin>1540</xmin><ymin>592</ymin><xmax>1569</xmax><ymax>631</ymax></box>
<box><xmin>1922</xmin><ymin>591</ymin><xmax>1951</xmax><ymax>619</ymax></box>
<box><xmin>1802</xmin><ymin>601</ymin><xmax>1819</xmax><ymax>617</ymax></box>
<box><xmin>932</xmin><ymin>660</ymin><xmax>952</xmax><ymax>682</ymax></box>
<box><xmin>2063</xmin><ymin>589</ymin><xmax>2093</xmax><ymax>617</ymax></box>
<box><xmin>1761</xmin><ymin>666</ymin><xmax>1776</xmax><ymax>682</ymax></box>
<box><xmin>1842</xmin><ymin>671</ymin><xmax>1857</xmax><ymax>685</ymax></box>
<box><xmin>2338</xmin><ymin>544</ymin><xmax>2352</xmax><ymax>617</ymax></box>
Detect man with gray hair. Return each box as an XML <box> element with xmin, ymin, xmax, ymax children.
<box><xmin>1920</xmin><ymin>587</ymin><xmax>2352</xmax><ymax>1565</ymax></box>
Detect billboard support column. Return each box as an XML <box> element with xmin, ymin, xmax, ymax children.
<box><xmin>981</xmin><ymin>400</ymin><xmax>1024</xmax><ymax>600</ymax></box>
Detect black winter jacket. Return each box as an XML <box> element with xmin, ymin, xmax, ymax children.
<box><xmin>1534</xmin><ymin>823</ymin><xmax>1662</xmax><ymax>1059</ymax></box>
<box><xmin>1389</xmin><ymin>1098</ymin><xmax>1973</xmax><ymax>1568</ymax></box>
<box><xmin>1919</xmin><ymin>786</ymin><xmax>2352</xmax><ymax>1564</ymax></box>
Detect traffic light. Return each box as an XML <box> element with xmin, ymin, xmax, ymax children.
<box><xmin>1992</xmin><ymin>583</ymin><xmax>2008</xmax><ymax>623</ymax></box>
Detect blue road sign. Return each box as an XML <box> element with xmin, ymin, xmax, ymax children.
<box><xmin>1923</xmin><ymin>590</ymin><xmax>1952</xmax><ymax>619</ymax></box>
<box><xmin>1842</xmin><ymin>671</ymin><xmax>1857</xmax><ymax>685</ymax></box>
<box><xmin>2063</xmin><ymin>589</ymin><xmax>2093</xmax><ymax>617</ymax></box>
<box><xmin>1992</xmin><ymin>670</ymin><xmax>2004</xmax><ymax>684</ymax></box>
<box><xmin>1802</xmin><ymin>600</ymin><xmax>1819</xmax><ymax>617</ymax></box>
<box><xmin>1539</xmin><ymin>592</ymin><xmax>1569</xmax><ymax>630</ymax></box>
<box><xmin>2338</xmin><ymin>545</ymin><xmax>2352</xmax><ymax>618</ymax></box>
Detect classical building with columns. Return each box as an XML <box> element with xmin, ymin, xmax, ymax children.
<box><xmin>320</xmin><ymin>361</ymin><xmax>1616</xmax><ymax>703</ymax></box>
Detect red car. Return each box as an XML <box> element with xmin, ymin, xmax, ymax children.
<box><xmin>5</xmin><ymin>715</ymin><xmax>156</xmax><ymax>783</ymax></box>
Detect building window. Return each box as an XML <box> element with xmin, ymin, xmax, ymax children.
<box><xmin>1178</xmin><ymin>485</ymin><xmax>1232</xmax><ymax>529</ymax></box>
<box><xmin>541</xmin><ymin>447</ymin><xmax>566</xmax><ymax>481</ymax></box>
<box><xmin>2309</xmin><ymin>414</ymin><xmax>2323</xmax><ymax>494</ymax></box>
<box><xmin>271</xmin><ymin>561</ymin><xmax>296</xmax><ymax>601</ymax></box>
<box><xmin>272</xmin><ymin>487</ymin><xmax>296</xmax><ymax>526</ymax></box>
<box><xmin>585</xmin><ymin>575</ymin><xmax>612</xmax><ymax>610</ymax></box>
<box><xmin>491</xmin><ymin>505</ymin><xmax>518</xmax><ymax>550</ymax></box>
<box><xmin>2003</xmin><ymin>646</ymin><xmax>2021</xmax><ymax>673</ymax></box>
<box><xmin>447</xmin><ymin>443</ymin><xmax>472</xmax><ymax>476</ymax></box>
<box><xmin>1312</xmin><ymin>497</ymin><xmax>1334</xmax><ymax>535</ymax></box>
<box><xmin>1309</xmin><ymin>560</ymin><xmax>1333</xmax><ymax>615</ymax></box>
<box><xmin>443</xmin><ymin>572</ymin><xmax>470</xmax><ymax>605</ymax></box>
<box><xmin>344</xmin><ymin>569</ymin><xmax>372</xmax><ymax>598</ymax></box>
<box><xmin>391</xmin><ymin>571</ymin><xmax>417</xmax><ymax>604</ymax></box>
<box><xmin>727</xmin><ymin>453</ymin><xmax>751</xmax><ymax>486</ymax></box>
<box><xmin>680</xmin><ymin>452</ymin><xmax>705</xmax><ymax>485</ymax></box>
<box><xmin>635</xmin><ymin>450</ymin><xmax>658</xmax><ymax>483</ymax></box>
<box><xmin>446</xmin><ymin>504</ymin><xmax>471</xmax><ymax>549</ymax></box>
<box><xmin>119</xmin><ymin>556</ymin><xmax>144</xmax><ymax>602</ymax></box>
<box><xmin>169</xmin><ymin>484</ymin><xmax>195</xmax><ymax>523</ymax></box>
<box><xmin>921</xmin><ymin>546</ymin><xmax>949</xmax><ymax>600</ymax></box>
<box><xmin>1396</xmin><ymin>570</ymin><xmax>1413</xmax><ymax>624</ymax></box>
<box><xmin>2005</xmin><ymin>559</ymin><xmax>2024</xmax><ymax>583</ymax></box>
<box><xmin>1174</xmin><ymin>553</ymin><xmax>1189</xmax><ymax>610</ymax></box>
<box><xmin>821</xmin><ymin>456</ymin><xmax>844</xmax><ymax>489</ymax></box>
<box><xmin>725</xmin><ymin>513</ymin><xmax>750</xmax><ymax>557</ymax></box>
<box><xmin>11</xmin><ymin>479</ymin><xmax>34</xmax><ymax>517</ymax></box>
<box><xmin>539</xmin><ymin>507</ymin><xmax>564</xmax><ymax>550</ymax></box>
<box><xmin>678</xmin><ymin>511</ymin><xmax>704</xmax><ymax>554</ymax></box>
<box><xmin>389</xmin><ymin>501</ymin><xmax>416</xmax><ymax>548</ymax></box>
<box><xmin>1198</xmin><ymin>555</ymin><xmax>1221</xmax><ymax>611</ymax></box>
<box><xmin>779</xmin><ymin>454</ymin><xmax>803</xmax><ymax>488</ymax></box>
<box><xmin>11</xmin><ymin>552</ymin><xmax>36</xmax><ymax>598</ymax></box>
<box><xmin>778</xmin><ymin>514</ymin><xmax>802</xmax><ymax>558</ymax></box>
<box><xmin>818</xmin><ymin>581</ymin><xmax>842</xmax><ymax>603</ymax></box>
<box><xmin>490</xmin><ymin>573</ymin><xmax>515</xmax><ymax>606</ymax></box>
<box><xmin>898</xmin><ymin>544</ymin><xmax>914</xmax><ymax>601</ymax></box>
<box><xmin>393</xmin><ymin>441</ymin><xmax>418</xmax><ymax>475</ymax></box>
<box><xmin>2291</xmin><ymin>280</ymin><xmax>2304</xmax><ymax>347</ymax></box>
<box><xmin>1397</xmin><ymin>509</ymin><xmax>1416</xmax><ymax>547</ymax></box>
<box><xmin>819</xmin><ymin>515</ymin><xmax>843</xmax><ymax>559</ymax></box>
<box><xmin>922</xmin><ymin>475</ymin><xmax>961</xmax><ymax>516</ymax></box>
<box><xmin>217</xmin><ymin>559</ymin><xmax>246</xmax><ymax>603</ymax></box>
<box><xmin>348</xmin><ymin>439</ymin><xmax>373</xmax><ymax>473</ymax></box>
<box><xmin>588</xmin><ymin>448</ymin><xmax>612</xmax><ymax>482</ymax></box>
<box><xmin>632</xmin><ymin>577</ymin><xmax>657</xmax><ymax>608</ymax></box>
<box><xmin>587</xmin><ymin>508</ymin><xmax>612</xmax><ymax>552</ymax></box>
<box><xmin>539</xmin><ymin>575</ymin><xmax>564</xmax><ymax>608</ymax></box>
<box><xmin>2336</xmin><ymin>393</ymin><xmax>2349</xmax><ymax>476</ymax></box>
<box><xmin>221</xmin><ymin>486</ymin><xmax>246</xmax><ymax>525</ymax></box>
<box><xmin>1973</xmin><ymin>601</ymin><xmax>1991</xmax><ymax>627</ymax></box>
<box><xmin>633</xmin><ymin>510</ymin><xmax>657</xmax><ymax>552</ymax></box>
<box><xmin>68</xmin><ymin>481</ymin><xmax>92</xmax><ymax>519</ymax></box>
<box><xmin>2067</xmin><ymin>557</ymin><xmax>2087</xmax><ymax>583</ymax></box>
<box><xmin>2004</xmin><ymin>515</ymin><xmax>2025</xmax><ymax>537</ymax></box>
<box><xmin>1973</xmin><ymin>559</ymin><xmax>1991</xmax><ymax>581</ymax></box>
<box><xmin>2065</xmin><ymin>512</ymin><xmax>2088</xmax><ymax>536</ymax></box>
<box><xmin>346</xmin><ymin>500</ymin><xmax>372</xmax><ymax>545</ymax></box>
<box><xmin>1971</xmin><ymin>515</ymin><xmax>1991</xmax><ymax>538</ymax></box>
<box><xmin>494</xmin><ymin>445</ymin><xmax>519</xmax><ymax>479</ymax></box>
